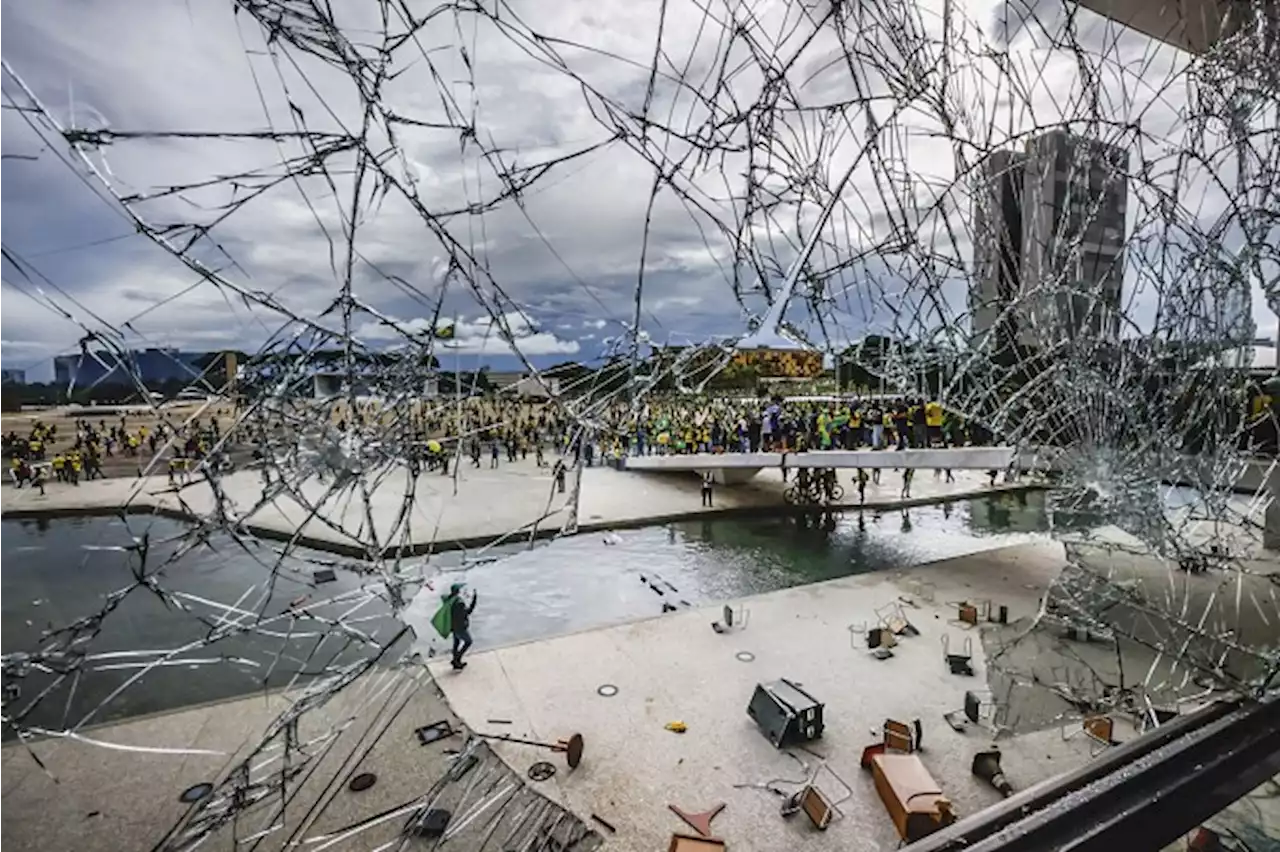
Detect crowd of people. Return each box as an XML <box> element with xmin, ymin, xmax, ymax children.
<box><xmin>3</xmin><ymin>393</ymin><xmax>994</xmax><ymax>496</ymax></box>
<box><xmin>4</xmin><ymin>414</ymin><xmax>227</xmax><ymax>489</ymax></box>
<box><xmin>594</xmin><ymin>395</ymin><xmax>989</xmax><ymax>458</ymax></box>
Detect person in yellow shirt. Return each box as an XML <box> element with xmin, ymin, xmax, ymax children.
<box><xmin>52</xmin><ymin>454</ymin><xmax>66</xmax><ymax>482</ymax></box>
<box><xmin>925</xmin><ymin>401</ymin><xmax>943</xmax><ymax>446</ymax></box>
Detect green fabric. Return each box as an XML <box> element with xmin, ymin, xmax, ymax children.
<box><xmin>431</xmin><ymin>595</ymin><xmax>454</xmax><ymax>638</ymax></box>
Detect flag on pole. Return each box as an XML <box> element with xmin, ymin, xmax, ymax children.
<box><xmin>435</xmin><ymin>324</ymin><xmax>456</xmax><ymax>340</ymax></box>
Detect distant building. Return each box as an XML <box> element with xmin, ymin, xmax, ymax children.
<box><xmin>0</xmin><ymin>369</ymin><xmax>26</xmax><ymax>385</ymax></box>
<box><xmin>53</xmin><ymin>348</ymin><xmax>211</xmax><ymax>389</ymax></box>
<box><xmin>1019</xmin><ymin>129</ymin><xmax>1128</xmax><ymax>345</ymax></box>
<box><xmin>311</xmin><ymin>373</ymin><xmax>439</xmax><ymax>399</ymax></box>
<box><xmin>483</xmin><ymin>371</ymin><xmax>524</xmax><ymax>391</ymax></box>
<box><xmin>505</xmin><ymin>375</ymin><xmax>561</xmax><ymax>398</ymax></box>
<box><xmin>971</xmin><ymin>129</ymin><xmax>1129</xmax><ymax>349</ymax></box>
<box><xmin>970</xmin><ymin>149</ymin><xmax>1027</xmax><ymax>353</ymax></box>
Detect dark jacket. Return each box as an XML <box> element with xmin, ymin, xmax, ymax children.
<box><xmin>450</xmin><ymin>592</ymin><xmax>477</xmax><ymax>633</ymax></box>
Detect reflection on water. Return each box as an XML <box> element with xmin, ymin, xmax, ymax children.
<box><xmin>3</xmin><ymin>491</ymin><xmax>1062</xmax><ymax>729</ymax></box>
<box><xmin>0</xmin><ymin>517</ymin><xmax>408</xmax><ymax>737</ymax></box>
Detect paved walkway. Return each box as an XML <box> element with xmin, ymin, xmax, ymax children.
<box><xmin>0</xmin><ymin>460</ymin><xmax>1036</xmax><ymax>557</ymax></box>
<box><xmin>1</xmin><ymin>664</ymin><xmax>597</xmax><ymax>852</ymax></box>
<box><xmin>428</xmin><ymin>541</ymin><xmax>1166</xmax><ymax>852</ymax></box>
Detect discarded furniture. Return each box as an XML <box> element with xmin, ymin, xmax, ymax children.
<box><xmin>415</xmin><ymin>720</ymin><xmax>456</xmax><ymax>745</ymax></box>
<box><xmin>798</xmin><ymin>784</ymin><xmax>836</xmax><ymax>830</ymax></box>
<box><xmin>669</xmin><ymin>803</ymin><xmax>725</xmax><ymax>837</ymax></box>
<box><xmin>868</xmin><ymin>627</ymin><xmax>898</xmax><ymax>650</ymax></box>
<box><xmin>971</xmin><ymin>748</ymin><xmax>1014</xmax><ymax>797</ymax></box>
<box><xmin>1061</xmin><ymin>714</ymin><xmax>1119</xmax><ymax>756</ymax></box>
<box><xmin>747</xmin><ymin>678</ymin><xmax>824</xmax><ymax>748</ymax></box>
<box><xmin>668</xmin><ymin>834</ymin><xmax>726</xmax><ymax>851</ymax></box>
<box><xmin>473</xmin><ymin>730</ymin><xmax>585</xmax><ymax>768</ymax></box>
<box><xmin>944</xmin><ymin>689</ymin><xmax>999</xmax><ymax>732</ymax></box>
<box><xmin>869</xmin><ymin>752</ymin><xmax>957</xmax><ymax>842</ymax></box>
<box><xmin>875</xmin><ymin>601</ymin><xmax>919</xmax><ymax>636</ymax></box>
<box><xmin>941</xmin><ymin>634</ymin><xmax>974</xmax><ymax>676</ymax></box>
<box><xmin>850</xmin><ymin>621</ymin><xmax>896</xmax><ymax>659</ymax></box>
<box><xmin>882</xmin><ymin>717</ymin><xmax>923</xmax><ymax>753</ymax></box>
<box><xmin>783</xmin><ymin>760</ymin><xmax>854</xmax><ymax>830</ymax></box>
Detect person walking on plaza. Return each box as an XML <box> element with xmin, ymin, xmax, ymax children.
<box><xmin>448</xmin><ymin>583</ymin><xmax>477</xmax><ymax>670</ymax></box>
<box><xmin>901</xmin><ymin>467</ymin><xmax>914</xmax><ymax>500</ymax></box>
<box><xmin>701</xmin><ymin>471</ymin><xmax>714</xmax><ymax>507</ymax></box>
<box><xmin>856</xmin><ymin>468</ymin><xmax>868</xmax><ymax>505</ymax></box>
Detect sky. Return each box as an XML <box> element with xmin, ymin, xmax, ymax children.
<box><xmin>2</xmin><ymin>0</ymin><xmax>1275</xmax><ymax>383</ymax></box>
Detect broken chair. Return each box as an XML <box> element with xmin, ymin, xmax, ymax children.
<box><xmin>1061</xmin><ymin>713</ymin><xmax>1119</xmax><ymax>756</ymax></box>
<box><xmin>941</xmin><ymin>634</ymin><xmax>974</xmax><ymax>676</ymax></box>
<box><xmin>782</xmin><ymin>760</ymin><xmax>853</xmax><ymax>831</ymax></box>
<box><xmin>875</xmin><ymin>601</ymin><xmax>920</xmax><ymax>637</ymax></box>
<box><xmin>950</xmin><ymin>599</ymin><xmax>990</xmax><ymax>627</ymax></box>
<box><xmin>849</xmin><ymin>621</ymin><xmax>896</xmax><ymax>659</ymax></box>
<box><xmin>882</xmin><ymin>717</ymin><xmax>924</xmax><ymax>753</ymax></box>
<box><xmin>943</xmin><ymin>689</ymin><xmax>998</xmax><ymax>733</ymax></box>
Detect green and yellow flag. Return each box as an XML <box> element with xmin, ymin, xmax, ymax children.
<box><xmin>435</xmin><ymin>324</ymin><xmax>456</xmax><ymax>340</ymax></box>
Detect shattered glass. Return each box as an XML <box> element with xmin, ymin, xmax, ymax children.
<box><xmin>1</xmin><ymin>0</ymin><xmax>1278</xmax><ymax>848</ymax></box>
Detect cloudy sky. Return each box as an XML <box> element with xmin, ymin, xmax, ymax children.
<box><xmin>2</xmin><ymin>0</ymin><xmax>1274</xmax><ymax>382</ymax></box>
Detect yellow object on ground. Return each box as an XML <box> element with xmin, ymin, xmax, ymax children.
<box><xmin>664</xmin><ymin>721</ymin><xmax>687</xmax><ymax>733</ymax></box>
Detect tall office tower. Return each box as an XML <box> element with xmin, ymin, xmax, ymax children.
<box><xmin>970</xmin><ymin>149</ymin><xmax>1027</xmax><ymax>354</ymax></box>
<box><xmin>1018</xmin><ymin>129</ymin><xmax>1128</xmax><ymax>347</ymax></box>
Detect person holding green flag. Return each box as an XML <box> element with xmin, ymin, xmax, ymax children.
<box><xmin>432</xmin><ymin>582</ymin><xmax>479</xmax><ymax>670</ymax></box>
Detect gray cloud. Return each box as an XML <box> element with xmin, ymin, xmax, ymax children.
<box><xmin>2</xmin><ymin>0</ymin><xmax>1272</xmax><ymax>381</ymax></box>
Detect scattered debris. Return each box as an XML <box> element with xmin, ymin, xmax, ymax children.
<box><xmin>405</xmin><ymin>808</ymin><xmax>451</xmax><ymax>838</ymax></box>
<box><xmin>882</xmin><ymin>718</ymin><xmax>923</xmax><ymax>753</ymax></box>
<box><xmin>597</xmin><ymin>684</ymin><xmax>619</xmax><ymax>697</ymax></box>
<box><xmin>669</xmin><ymin>802</ymin><xmax>725</xmax><ymax>837</ymax></box>
<box><xmin>665</xmin><ymin>721</ymin><xmax>688</xmax><ymax>734</ymax></box>
<box><xmin>414</xmin><ymin>720</ymin><xmax>456</xmax><ymax>746</ymax></box>
<box><xmin>748</xmin><ymin>679</ymin><xmax>825</xmax><ymax>748</ymax></box>
<box><xmin>955</xmin><ymin>601</ymin><xmax>980</xmax><ymax>626</ymax></box>
<box><xmin>712</xmin><ymin>603</ymin><xmax>749</xmax><ymax>634</ymax></box>
<box><xmin>867</xmin><ymin>752</ymin><xmax>956</xmax><ymax>842</ymax></box>
<box><xmin>474</xmin><ymin>730</ymin><xmax>585</xmax><ymax>769</ymax></box>
<box><xmin>527</xmin><ymin>761</ymin><xmax>556</xmax><ymax>782</ymax></box>
<box><xmin>590</xmin><ymin>813</ymin><xmax>617</xmax><ymax>834</ymax></box>
<box><xmin>735</xmin><ymin>650</ymin><xmax>755</xmax><ymax>662</ymax></box>
<box><xmin>867</xmin><ymin>627</ymin><xmax>898</xmax><ymax>650</ymax></box>
<box><xmin>347</xmin><ymin>771</ymin><xmax>377</xmax><ymax>792</ymax></box>
<box><xmin>945</xmin><ymin>690</ymin><xmax>997</xmax><ymax>732</ymax></box>
<box><xmin>941</xmin><ymin>635</ymin><xmax>974</xmax><ymax>676</ymax></box>
<box><xmin>876</xmin><ymin>601</ymin><xmax>919</xmax><ymax>636</ymax></box>
<box><xmin>669</xmin><ymin>833</ymin><xmax>727</xmax><ymax>851</ymax></box>
<box><xmin>312</xmin><ymin>568</ymin><xmax>337</xmax><ymax>585</ymax></box>
<box><xmin>486</xmin><ymin>718</ymin><xmax>512</xmax><ymax>725</ymax></box>
<box><xmin>971</xmin><ymin>749</ymin><xmax>1013</xmax><ymax>797</ymax></box>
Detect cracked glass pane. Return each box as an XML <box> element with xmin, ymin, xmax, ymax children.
<box><xmin>1</xmin><ymin>0</ymin><xmax>1277</xmax><ymax>849</ymax></box>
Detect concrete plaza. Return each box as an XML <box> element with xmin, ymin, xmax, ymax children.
<box><xmin>0</xmin><ymin>457</ymin><xmax>1034</xmax><ymax>557</ymax></box>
